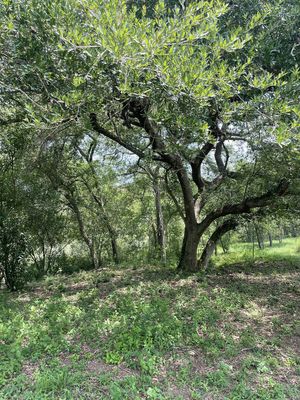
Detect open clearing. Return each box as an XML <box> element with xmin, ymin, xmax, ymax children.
<box><xmin>1</xmin><ymin>243</ymin><xmax>299</xmax><ymax>399</ymax></box>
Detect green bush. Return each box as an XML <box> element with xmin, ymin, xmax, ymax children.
<box><xmin>0</xmin><ymin>217</ymin><xmax>28</xmax><ymax>291</ymax></box>
<box><xmin>49</xmin><ymin>253</ymin><xmax>94</xmax><ymax>275</ymax></box>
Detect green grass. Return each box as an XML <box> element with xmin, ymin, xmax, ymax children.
<box><xmin>0</xmin><ymin>239</ymin><xmax>299</xmax><ymax>399</ymax></box>
<box><xmin>214</xmin><ymin>236</ymin><xmax>300</xmax><ymax>267</ymax></box>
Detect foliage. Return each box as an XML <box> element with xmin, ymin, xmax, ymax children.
<box><xmin>0</xmin><ymin>242</ymin><xmax>299</xmax><ymax>398</ymax></box>
<box><xmin>0</xmin><ymin>0</ymin><xmax>299</xmax><ymax>274</ymax></box>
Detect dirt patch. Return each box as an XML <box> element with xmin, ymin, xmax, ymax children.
<box><xmin>86</xmin><ymin>359</ymin><xmax>138</xmax><ymax>380</ymax></box>
<box><xmin>22</xmin><ymin>361</ymin><xmax>39</xmax><ymax>380</ymax></box>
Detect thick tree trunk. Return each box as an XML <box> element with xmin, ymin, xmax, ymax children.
<box><xmin>153</xmin><ymin>180</ymin><xmax>166</xmax><ymax>265</ymax></box>
<box><xmin>177</xmin><ymin>225</ymin><xmax>200</xmax><ymax>272</ymax></box>
<box><xmin>198</xmin><ymin>240</ymin><xmax>216</xmax><ymax>270</ymax></box>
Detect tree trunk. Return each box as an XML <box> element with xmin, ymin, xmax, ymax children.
<box><xmin>66</xmin><ymin>192</ymin><xmax>99</xmax><ymax>269</ymax></box>
<box><xmin>220</xmin><ymin>238</ymin><xmax>227</xmax><ymax>254</ymax></box>
<box><xmin>177</xmin><ymin>225</ymin><xmax>200</xmax><ymax>272</ymax></box>
<box><xmin>278</xmin><ymin>226</ymin><xmax>283</xmax><ymax>243</ymax></box>
<box><xmin>291</xmin><ymin>225</ymin><xmax>297</xmax><ymax>237</ymax></box>
<box><xmin>76</xmin><ymin>149</ymin><xmax>120</xmax><ymax>265</ymax></box>
<box><xmin>110</xmin><ymin>233</ymin><xmax>119</xmax><ymax>265</ymax></box>
<box><xmin>268</xmin><ymin>231</ymin><xmax>273</xmax><ymax>247</ymax></box>
<box><xmin>254</xmin><ymin>224</ymin><xmax>264</xmax><ymax>249</ymax></box>
<box><xmin>85</xmin><ymin>185</ymin><xmax>120</xmax><ymax>265</ymax></box>
<box><xmin>198</xmin><ymin>220</ymin><xmax>238</xmax><ymax>270</ymax></box>
<box><xmin>153</xmin><ymin>180</ymin><xmax>166</xmax><ymax>265</ymax></box>
<box><xmin>89</xmin><ymin>240</ymin><xmax>99</xmax><ymax>270</ymax></box>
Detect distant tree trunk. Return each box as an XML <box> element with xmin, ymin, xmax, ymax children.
<box><xmin>105</xmin><ymin>219</ymin><xmax>119</xmax><ymax>264</ymax></box>
<box><xmin>76</xmin><ymin>146</ymin><xmax>120</xmax><ymax>264</ymax></box>
<box><xmin>66</xmin><ymin>192</ymin><xmax>99</xmax><ymax>269</ymax></box>
<box><xmin>153</xmin><ymin>179</ymin><xmax>166</xmax><ymax>265</ymax></box>
<box><xmin>83</xmin><ymin>183</ymin><xmax>120</xmax><ymax>265</ymax></box>
<box><xmin>254</xmin><ymin>224</ymin><xmax>264</xmax><ymax>249</ymax></box>
<box><xmin>151</xmin><ymin>224</ymin><xmax>157</xmax><ymax>247</ymax></box>
<box><xmin>291</xmin><ymin>225</ymin><xmax>297</xmax><ymax>237</ymax></box>
<box><xmin>220</xmin><ymin>238</ymin><xmax>228</xmax><ymax>254</ymax></box>
<box><xmin>283</xmin><ymin>225</ymin><xmax>289</xmax><ymax>237</ymax></box>
<box><xmin>96</xmin><ymin>199</ymin><xmax>119</xmax><ymax>264</ymax></box>
<box><xmin>278</xmin><ymin>226</ymin><xmax>283</xmax><ymax>243</ymax></box>
<box><xmin>268</xmin><ymin>231</ymin><xmax>273</xmax><ymax>247</ymax></box>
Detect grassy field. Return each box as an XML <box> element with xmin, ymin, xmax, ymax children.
<box><xmin>0</xmin><ymin>239</ymin><xmax>299</xmax><ymax>399</ymax></box>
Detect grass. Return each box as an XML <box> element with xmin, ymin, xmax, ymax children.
<box><xmin>214</xmin><ymin>236</ymin><xmax>300</xmax><ymax>267</ymax></box>
<box><xmin>0</xmin><ymin>238</ymin><xmax>299</xmax><ymax>399</ymax></box>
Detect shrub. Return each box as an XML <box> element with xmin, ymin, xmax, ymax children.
<box><xmin>48</xmin><ymin>253</ymin><xmax>94</xmax><ymax>275</ymax></box>
<box><xmin>0</xmin><ymin>217</ymin><xmax>28</xmax><ymax>291</ymax></box>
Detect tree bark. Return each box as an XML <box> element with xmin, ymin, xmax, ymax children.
<box><xmin>198</xmin><ymin>220</ymin><xmax>238</xmax><ymax>270</ymax></box>
<box><xmin>178</xmin><ymin>224</ymin><xmax>200</xmax><ymax>272</ymax></box>
<box><xmin>76</xmin><ymin>147</ymin><xmax>120</xmax><ymax>265</ymax></box>
<box><xmin>153</xmin><ymin>179</ymin><xmax>166</xmax><ymax>265</ymax></box>
<box><xmin>268</xmin><ymin>231</ymin><xmax>273</xmax><ymax>247</ymax></box>
<box><xmin>220</xmin><ymin>238</ymin><xmax>228</xmax><ymax>254</ymax></box>
<box><xmin>254</xmin><ymin>224</ymin><xmax>264</xmax><ymax>249</ymax></box>
<box><xmin>66</xmin><ymin>192</ymin><xmax>99</xmax><ymax>269</ymax></box>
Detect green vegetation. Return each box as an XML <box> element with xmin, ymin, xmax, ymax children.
<box><xmin>0</xmin><ymin>0</ymin><xmax>299</xmax><ymax>398</ymax></box>
<box><xmin>1</xmin><ymin>239</ymin><xmax>299</xmax><ymax>399</ymax></box>
<box><xmin>214</xmin><ymin>237</ymin><xmax>300</xmax><ymax>267</ymax></box>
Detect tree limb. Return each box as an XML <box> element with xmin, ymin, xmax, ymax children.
<box><xmin>90</xmin><ymin>113</ymin><xmax>145</xmax><ymax>159</ymax></box>
<box><xmin>198</xmin><ymin>179</ymin><xmax>290</xmax><ymax>233</ymax></box>
<box><xmin>190</xmin><ymin>142</ymin><xmax>214</xmax><ymax>191</ymax></box>
<box><xmin>164</xmin><ymin>170</ymin><xmax>185</xmax><ymax>221</ymax></box>
<box><xmin>198</xmin><ymin>219</ymin><xmax>238</xmax><ymax>269</ymax></box>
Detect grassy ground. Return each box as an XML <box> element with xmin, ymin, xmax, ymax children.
<box><xmin>0</xmin><ymin>239</ymin><xmax>299</xmax><ymax>399</ymax></box>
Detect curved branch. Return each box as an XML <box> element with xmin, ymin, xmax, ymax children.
<box><xmin>198</xmin><ymin>219</ymin><xmax>238</xmax><ymax>269</ymax></box>
<box><xmin>164</xmin><ymin>170</ymin><xmax>185</xmax><ymax>220</ymax></box>
<box><xmin>215</xmin><ymin>139</ymin><xmax>226</xmax><ymax>174</ymax></box>
<box><xmin>191</xmin><ymin>142</ymin><xmax>214</xmax><ymax>191</ymax></box>
<box><xmin>90</xmin><ymin>113</ymin><xmax>145</xmax><ymax>158</ymax></box>
<box><xmin>198</xmin><ymin>179</ymin><xmax>290</xmax><ymax>234</ymax></box>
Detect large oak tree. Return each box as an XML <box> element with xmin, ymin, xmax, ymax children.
<box><xmin>1</xmin><ymin>0</ymin><xmax>299</xmax><ymax>271</ymax></box>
